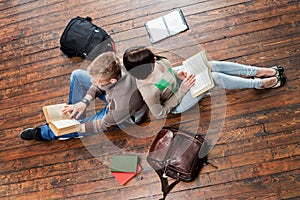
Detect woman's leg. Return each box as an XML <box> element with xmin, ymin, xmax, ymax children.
<box><xmin>209</xmin><ymin>61</ymin><xmax>258</xmax><ymax>76</ymax></box>
<box><xmin>209</xmin><ymin>61</ymin><xmax>282</xmax><ymax>89</ymax></box>
<box><xmin>171</xmin><ymin>65</ymin><xmax>207</xmax><ymax>113</ymax></box>
<box><xmin>211</xmin><ymin>72</ymin><xmax>262</xmax><ymax>89</ymax></box>
<box><xmin>209</xmin><ymin>60</ymin><xmax>277</xmax><ymax>77</ymax></box>
<box><xmin>171</xmin><ymin>90</ymin><xmax>207</xmax><ymax>114</ymax></box>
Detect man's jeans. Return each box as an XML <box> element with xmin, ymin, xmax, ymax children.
<box><xmin>40</xmin><ymin>69</ymin><xmax>108</xmax><ymax>140</ymax></box>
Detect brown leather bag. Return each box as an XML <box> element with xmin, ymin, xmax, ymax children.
<box><xmin>147</xmin><ymin>127</ymin><xmax>211</xmax><ymax>200</ymax></box>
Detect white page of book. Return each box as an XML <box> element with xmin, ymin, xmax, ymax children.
<box><xmin>164</xmin><ymin>10</ymin><xmax>188</xmax><ymax>35</ymax></box>
<box><xmin>146</xmin><ymin>17</ymin><xmax>169</xmax><ymax>42</ymax></box>
<box><xmin>187</xmin><ymin>63</ymin><xmax>212</xmax><ymax>95</ymax></box>
<box><xmin>183</xmin><ymin>51</ymin><xmax>213</xmax><ymax>96</ymax></box>
<box><xmin>45</xmin><ymin>103</ymin><xmax>69</xmax><ymax>121</ymax></box>
<box><xmin>51</xmin><ymin>119</ymin><xmax>79</xmax><ymax>129</ymax></box>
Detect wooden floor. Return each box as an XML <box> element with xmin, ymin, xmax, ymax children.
<box><xmin>1</xmin><ymin>0</ymin><xmax>299</xmax><ymax>199</ymax></box>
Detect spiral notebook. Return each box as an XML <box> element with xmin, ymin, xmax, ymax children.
<box><xmin>145</xmin><ymin>9</ymin><xmax>189</xmax><ymax>43</ymax></box>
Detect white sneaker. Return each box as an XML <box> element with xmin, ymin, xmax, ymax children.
<box><xmin>57</xmin><ymin>136</ymin><xmax>84</xmax><ymax>140</ymax></box>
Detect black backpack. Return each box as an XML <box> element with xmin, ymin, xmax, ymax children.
<box><xmin>60</xmin><ymin>16</ymin><xmax>115</xmax><ymax>59</ymax></box>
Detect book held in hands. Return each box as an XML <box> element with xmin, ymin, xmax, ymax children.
<box><xmin>182</xmin><ymin>50</ymin><xmax>215</xmax><ymax>98</ymax></box>
<box><xmin>145</xmin><ymin>9</ymin><xmax>189</xmax><ymax>43</ymax></box>
<box><xmin>42</xmin><ymin>103</ymin><xmax>80</xmax><ymax>136</ymax></box>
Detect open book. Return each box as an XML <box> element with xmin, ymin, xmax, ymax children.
<box><xmin>183</xmin><ymin>50</ymin><xmax>215</xmax><ymax>98</ymax></box>
<box><xmin>42</xmin><ymin>103</ymin><xmax>80</xmax><ymax>136</ymax></box>
<box><xmin>145</xmin><ymin>9</ymin><xmax>189</xmax><ymax>43</ymax></box>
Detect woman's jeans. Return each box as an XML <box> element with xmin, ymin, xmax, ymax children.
<box><xmin>39</xmin><ymin>69</ymin><xmax>108</xmax><ymax>140</ymax></box>
<box><xmin>171</xmin><ymin>60</ymin><xmax>262</xmax><ymax>114</ymax></box>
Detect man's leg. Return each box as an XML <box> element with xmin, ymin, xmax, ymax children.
<box><xmin>20</xmin><ymin>105</ymin><xmax>109</xmax><ymax>141</ymax></box>
<box><xmin>40</xmin><ymin>69</ymin><xmax>93</xmax><ymax>140</ymax></box>
<box><xmin>20</xmin><ymin>69</ymin><xmax>108</xmax><ymax>141</ymax></box>
<box><xmin>69</xmin><ymin>69</ymin><xmax>93</xmax><ymax>119</ymax></box>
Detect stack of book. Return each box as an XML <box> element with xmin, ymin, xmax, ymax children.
<box><xmin>111</xmin><ymin>155</ymin><xmax>142</xmax><ymax>185</ymax></box>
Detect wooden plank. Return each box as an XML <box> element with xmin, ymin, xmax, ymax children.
<box><xmin>279</xmin><ymin>171</ymin><xmax>300</xmax><ymax>199</ymax></box>
<box><xmin>23</xmin><ymin>156</ymin><xmax>298</xmax><ymax>199</ymax></box>
<box><xmin>210</xmin><ymin>129</ymin><xmax>300</xmax><ymax>161</ymax></box>
<box><xmin>0</xmin><ymin>0</ymin><xmax>181</xmax><ymax>45</ymax></box>
<box><xmin>0</xmin><ymin>0</ymin><xmax>299</xmax><ymax>199</ymax></box>
<box><xmin>4</xmin><ymin>0</ymin><xmax>296</xmax><ymax>61</ymax></box>
<box><xmin>1</xmin><ymin>127</ymin><xmax>298</xmax><ymax>197</ymax></box>
<box><xmin>116</xmin><ymin>3</ymin><xmax>300</xmax><ymax>54</ymax></box>
<box><xmin>0</xmin><ymin>0</ymin><xmax>37</xmax><ymax>11</ymax></box>
<box><xmin>161</xmin><ymin>170</ymin><xmax>300</xmax><ymax>200</ymax></box>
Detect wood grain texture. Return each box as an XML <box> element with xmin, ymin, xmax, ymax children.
<box><xmin>0</xmin><ymin>0</ymin><xmax>299</xmax><ymax>199</ymax></box>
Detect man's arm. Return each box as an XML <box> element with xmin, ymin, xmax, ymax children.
<box><xmin>81</xmin><ymin>98</ymin><xmax>130</xmax><ymax>133</ymax></box>
<box><xmin>62</xmin><ymin>85</ymin><xmax>103</xmax><ymax>119</ymax></box>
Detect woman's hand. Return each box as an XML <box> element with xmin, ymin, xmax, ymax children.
<box><xmin>61</xmin><ymin>102</ymin><xmax>87</xmax><ymax>119</ymax></box>
<box><xmin>179</xmin><ymin>74</ymin><xmax>196</xmax><ymax>93</ymax></box>
<box><xmin>176</xmin><ymin>70</ymin><xmax>187</xmax><ymax>80</ymax></box>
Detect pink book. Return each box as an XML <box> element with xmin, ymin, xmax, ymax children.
<box><xmin>112</xmin><ymin>165</ymin><xmax>142</xmax><ymax>185</ymax></box>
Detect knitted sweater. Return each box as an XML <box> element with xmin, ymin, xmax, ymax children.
<box><xmin>84</xmin><ymin>67</ymin><xmax>146</xmax><ymax>133</ymax></box>
<box><xmin>137</xmin><ymin>59</ymin><xmax>186</xmax><ymax>119</ymax></box>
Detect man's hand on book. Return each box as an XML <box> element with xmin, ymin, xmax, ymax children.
<box><xmin>179</xmin><ymin>74</ymin><xmax>196</xmax><ymax>93</ymax></box>
<box><xmin>62</xmin><ymin>102</ymin><xmax>87</xmax><ymax>119</ymax></box>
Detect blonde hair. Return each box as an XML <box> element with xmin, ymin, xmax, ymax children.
<box><xmin>87</xmin><ymin>52</ymin><xmax>121</xmax><ymax>81</ymax></box>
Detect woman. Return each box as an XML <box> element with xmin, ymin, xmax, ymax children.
<box><xmin>123</xmin><ymin>46</ymin><xmax>285</xmax><ymax>119</ymax></box>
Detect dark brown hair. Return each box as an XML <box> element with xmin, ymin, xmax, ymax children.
<box><xmin>123</xmin><ymin>46</ymin><xmax>164</xmax><ymax>79</ymax></box>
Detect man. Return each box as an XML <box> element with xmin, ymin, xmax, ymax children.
<box><xmin>20</xmin><ymin>52</ymin><xmax>147</xmax><ymax>141</ymax></box>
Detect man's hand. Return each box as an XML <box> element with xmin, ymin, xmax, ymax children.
<box><xmin>61</xmin><ymin>102</ymin><xmax>87</xmax><ymax>119</ymax></box>
<box><xmin>179</xmin><ymin>74</ymin><xmax>196</xmax><ymax>93</ymax></box>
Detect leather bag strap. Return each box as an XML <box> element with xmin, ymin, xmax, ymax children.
<box><xmin>156</xmin><ymin>169</ymin><xmax>180</xmax><ymax>200</ymax></box>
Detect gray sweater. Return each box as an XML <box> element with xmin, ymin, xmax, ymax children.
<box><xmin>137</xmin><ymin>59</ymin><xmax>186</xmax><ymax>119</ymax></box>
<box><xmin>84</xmin><ymin>67</ymin><xmax>146</xmax><ymax>133</ymax></box>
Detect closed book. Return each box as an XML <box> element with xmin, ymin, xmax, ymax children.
<box><xmin>112</xmin><ymin>165</ymin><xmax>142</xmax><ymax>185</ymax></box>
<box><xmin>111</xmin><ymin>155</ymin><xmax>138</xmax><ymax>172</ymax></box>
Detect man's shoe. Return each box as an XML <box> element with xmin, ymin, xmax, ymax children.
<box><xmin>20</xmin><ymin>128</ymin><xmax>44</xmax><ymax>141</ymax></box>
<box><xmin>57</xmin><ymin>135</ymin><xmax>84</xmax><ymax>140</ymax></box>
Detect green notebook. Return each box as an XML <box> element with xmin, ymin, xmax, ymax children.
<box><xmin>111</xmin><ymin>155</ymin><xmax>138</xmax><ymax>172</ymax></box>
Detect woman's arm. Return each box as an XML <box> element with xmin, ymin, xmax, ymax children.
<box><xmin>145</xmin><ymin>74</ymin><xmax>196</xmax><ymax>118</ymax></box>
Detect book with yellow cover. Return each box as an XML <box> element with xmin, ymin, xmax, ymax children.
<box><xmin>183</xmin><ymin>50</ymin><xmax>215</xmax><ymax>98</ymax></box>
<box><xmin>42</xmin><ymin>103</ymin><xmax>80</xmax><ymax>136</ymax></box>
